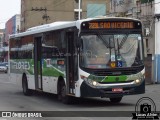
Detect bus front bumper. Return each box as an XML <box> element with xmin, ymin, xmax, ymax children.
<box><xmin>80</xmin><ymin>80</ymin><xmax>145</xmax><ymax>98</ymax></box>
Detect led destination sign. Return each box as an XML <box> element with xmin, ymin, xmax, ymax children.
<box><xmin>81</xmin><ymin>21</ymin><xmax>141</xmax><ymax>30</ymax></box>
<box><xmin>89</xmin><ymin>22</ymin><xmax>133</xmax><ymax>29</ymax></box>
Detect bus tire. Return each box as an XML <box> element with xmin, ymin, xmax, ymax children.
<box><xmin>109</xmin><ymin>97</ymin><xmax>122</xmax><ymax>103</ymax></box>
<box><xmin>58</xmin><ymin>82</ymin><xmax>72</xmax><ymax>104</ymax></box>
<box><xmin>22</xmin><ymin>75</ymin><xmax>32</xmax><ymax>96</ymax></box>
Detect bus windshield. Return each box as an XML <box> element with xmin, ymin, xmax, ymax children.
<box><xmin>80</xmin><ymin>33</ymin><xmax>143</xmax><ymax>69</ymax></box>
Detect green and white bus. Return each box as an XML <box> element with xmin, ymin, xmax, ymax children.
<box><xmin>9</xmin><ymin>17</ymin><xmax>145</xmax><ymax>104</ymax></box>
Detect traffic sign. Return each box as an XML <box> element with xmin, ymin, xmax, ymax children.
<box><xmin>117</xmin><ymin>61</ymin><xmax>122</xmax><ymax>67</ymax></box>
<box><xmin>110</xmin><ymin>62</ymin><xmax>116</xmax><ymax>68</ymax></box>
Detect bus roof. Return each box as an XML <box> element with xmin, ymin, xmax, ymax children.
<box><xmin>10</xmin><ymin>21</ymin><xmax>76</xmax><ymax>38</ymax></box>
<box><xmin>77</xmin><ymin>16</ymin><xmax>141</xmax><ymax>24</ymax></box>
<box><xmin>10</xmin><ymin>17</ymin><xmax>141</xmax><ymax>38</ymax></box>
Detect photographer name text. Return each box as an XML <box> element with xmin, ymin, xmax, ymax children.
<box><xmin>136</xmin><ymin>113</ymin><xmax>158</xmax><ymax>117</ymax></box>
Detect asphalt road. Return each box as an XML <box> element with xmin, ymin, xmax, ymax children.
<box><xmin>0</xmin><ymin>73</ymin><xmax>159</xmax><ymax>120</ymax></box>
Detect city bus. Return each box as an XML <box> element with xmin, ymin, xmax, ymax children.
<box><xmin>9</xmin><ymin>17</ymin><xmax>145</xmax><ymax>104</ymax></box>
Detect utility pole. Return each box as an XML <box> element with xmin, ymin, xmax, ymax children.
<box><xmin>74</xmin><ymin>0</ymin><xmax>82</xmax><ymax>20</ymax></box>
<box><xmin>78</xmin><ymin>0</ymin><xmax>81</xmax><ymax>20</ymax></box>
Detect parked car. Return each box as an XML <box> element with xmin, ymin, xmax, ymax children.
<box><xmin>3</xmin><ymin>62</ymin><xmax>8</xmax><ymax>68</ymax></box>
<box><xmin>0</xmin><ymin>62</ymin><xmax>8</xmax><ymax>73</ymax></box>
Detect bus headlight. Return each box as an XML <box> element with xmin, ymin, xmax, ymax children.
<box><xmin>92</xmin><ymin>81</ymin><xmax>98</xmax><ymax>86</ymax></box>
<box><xmin>86</xmin><ymin>79</ymin><xmax>98</xmax><ymax>86</ymax></box>
<box><xmin>135</xmin><ymin>79</ymin><xmax>140</xmax><ymax>84</ymax></box>
<box><xmin>80</xmin><ymin>75</ymin><xmax>99</xmax><ymax>87</ymax></box>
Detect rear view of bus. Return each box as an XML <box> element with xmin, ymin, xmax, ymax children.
<box><xmin>78</xmin><ymin>18</ymin><xmax>145</xmax><ymax>103</ymax></box>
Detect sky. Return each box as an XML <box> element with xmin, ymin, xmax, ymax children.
<box><xmin>0</xmin><ymin>0</ymin><xmax>21</xmax><ymax>29</ymax></box>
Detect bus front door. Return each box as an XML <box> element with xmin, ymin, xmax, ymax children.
<box><xmin>34</xmin><ymin>37</ymin><xmax>42</xmax><ymax>90</ymax></box>
<box><xmin>66</xmin><ymin>31</ymin><xmax>78</xmax><ymax>95</ymax></box>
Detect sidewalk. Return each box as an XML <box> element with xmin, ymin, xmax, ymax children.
<box><xmin>145</xmin><ymin>79</ymin><xmax>157</xmax><ymax>85</ymax></box>
<box><xmin>145</xmin><ymin>83</ymin><xmax>160</xmax><ymax>92</ymax></box>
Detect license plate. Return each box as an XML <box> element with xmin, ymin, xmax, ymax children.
<box><xmin>112</xmin><ymin>88</ymin><xmax>123</xmax><ymax>92</ymax></box>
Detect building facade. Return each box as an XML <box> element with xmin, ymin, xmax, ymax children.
<box><xmin>0</xmin><ymin>29</ymin><xmax>4</xmax><ymax>62</ymax></box>
<box><xmin>0</xmin><ymin>29</ymin><xmax>4</xmax><ymax>48</ymax></box>
<box><xmin>21</xmin><ymin>0</ymin><xmax>110</xmax><ymax>31</ymax></box>
<box><xmin>5</xmin><ymin>14</ymin><xmax>21</xmax><ymax>45</ymax></box>
<box><xmin>3</xmin><ymin>14</ymin><xmax>20</xmax><ymax>62</ymax></box>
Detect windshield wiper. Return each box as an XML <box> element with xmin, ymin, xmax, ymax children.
<box><xmin>119</xmin><ymin>34</ymin><xmax>128</xmax><ymax>48</ymax></box>
<box><xmin>96</xmin><ymin>32</ymin><xmax>110</xmax><ymax>48</ymax></box>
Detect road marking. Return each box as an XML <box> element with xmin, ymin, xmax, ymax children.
<box><xmin>0</xmin><ymin>81</ymin><xmax>15</xmax><ymax>84</ymax></box>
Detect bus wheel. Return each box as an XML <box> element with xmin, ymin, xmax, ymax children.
<box><xmin>109</xmin><ymin>97</ymin><xmax>122</xmax><ymax>103</ymax></box>
<box><xmin>59</xmin><ymin>83</ymin><xmax>72</xmax><ymax>104</ymax></box>
<box><xmin>22</xmin><ymin>75</ymin><xmax>32</xmax><ymax>96</ymax></box>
